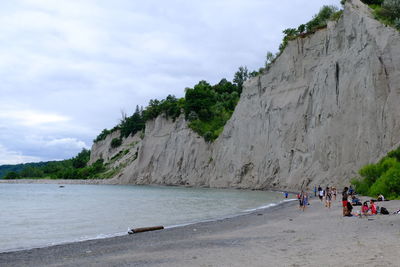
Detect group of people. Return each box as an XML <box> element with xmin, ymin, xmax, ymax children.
<box><xmin>341</xmin><ymin>186</ymin><xmax>379</xmax><ymax>217</ymax></box>
<box><xmin>315</xmin><ymin>185</ymin><xmax>337</xmax><ymax>208</ymax></box>
<box><xmin>298</xmin><ymin>185</ymin><xmax>385</xmax><ymax>217</ymax></box>
<box><xmin>297</xmin><ymin>191</ymin><xmax>309</xmax><ymax>211</ymax></box>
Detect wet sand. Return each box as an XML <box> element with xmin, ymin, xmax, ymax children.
<box><xmin>1</xmin><ymin>197</ymin><xmax>399</xmax><ymax>267</ymax></box>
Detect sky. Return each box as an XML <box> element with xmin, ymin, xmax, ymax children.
<box><xmin>0</xmin><ymin>0</ymin><xmax>340</xmax><ymax>165</ymax></box>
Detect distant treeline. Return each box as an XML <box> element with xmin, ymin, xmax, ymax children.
<box><xmin>1</xmin><ymin>149</ymin><xmax>105</xmax><ymax>180</ymax></box>
<box><xmin>0</xmin><ymin>162</ymin><xmax>50</xmax><ymax>179</ymax></box>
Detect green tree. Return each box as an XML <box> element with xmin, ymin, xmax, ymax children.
<box><xmin>380</xmin><ymin>0</ymin><xmax>400</xmax><ymax>20</ymax></box>
<box><xmin>72</xmin><ymin>148</ymin><xmax>90</xmax><ymax>169</ymax></box>
<box><xmin>184</xmin><ymin>81</ymin><xmax>216</xmax><ymax>121</ymax></box>
<box><xmin>233</xmin><ymin>66</ymin><xmax>249</xmax><ymax>94</ymax></box>
<box><xmin>265</xmin><ymin>51</ymin><xmax>275</xmax><ymax>68</ymax></box>
<box><xmin>4</xmin><ymin>171</ymin><xmax>20</xmax><ymax>179</ymax></box>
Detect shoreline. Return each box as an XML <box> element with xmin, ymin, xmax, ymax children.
<box><xmin>1</xmin><ymin>197</ymin><xmax>400</xmax><ymax>266</ymax></box>
<box><xmin>0</xmin><ymin>196</ymin><xmax>296</xmax><ymax>254</ymax></box>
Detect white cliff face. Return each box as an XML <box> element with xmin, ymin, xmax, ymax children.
<box><xmin>104</xmin><ymin>115</ymin><xmax>212</xmax><ymax>185</ymax></box>
<box><xmin>90</xmin><ymin>0</ymin><xmax>400</xmax><ymax>190</ymax></box>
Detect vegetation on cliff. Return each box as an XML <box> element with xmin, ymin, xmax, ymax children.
<box><xmin>94</xmin><ymin>69</ymin><xmax>247</xmax><ymax>143</ymax></box>
<box><xmin>351</xmin><ymin>146</ymin><xmax>400</xmax><ymax>199</ymax></box>
<box><xmin>278</xmin><ymin>6</ymin><xmax>342</xmax><ymax>55</ymax></box>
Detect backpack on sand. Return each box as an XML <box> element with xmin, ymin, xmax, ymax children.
<box><xmin>380</xmin><ymin>207</ymin><xmax>389</xmax><ymax>215</ymax></box>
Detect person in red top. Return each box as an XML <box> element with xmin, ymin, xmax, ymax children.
<box><xmin>369</xmin><ymin>200</ymin><xmax>377</xmax><ymax>215</ymax></box>
<box><xmin>361</xmin><ymin>202</ymin><xmax>369</xmax><ymax>216</ymax></box>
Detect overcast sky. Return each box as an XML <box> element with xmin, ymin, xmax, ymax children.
<box><xmin>0</xmin><ymin>0</ymin><xmax>340</xmax><ymax>165</ymax></box>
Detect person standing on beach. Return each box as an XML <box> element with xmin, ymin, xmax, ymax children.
<box><xmin>325</xmin><ymin>187</ymin><xmax>332</xmax><ymax>208</ymax></box>
<box><xmin>298</xmin><ymin>191</ymin><xmax>303</xmax><ymax>209</ymax></box>
<box><xmin>302</xmin><ymin>192</ymin><xmax>308</xmax><ymax>212</ymax></box>
<box><xmin>318</xmin><ymin>187</ymin><xmax>324</xmax><ymax>202</ymax></box>
<box><xmin>342</xmin><ymin>187</ymin><xmax>349</xmax><ymax>216</ymax></box>
<box><xmin>332</xmin><ymin>187</ymin><xmax>337</xmax><ymax>201</ymax></box>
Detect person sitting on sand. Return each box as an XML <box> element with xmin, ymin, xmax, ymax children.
<box><xmin>361</xmin><ymin>202</ymin><xmax>369</xmax><ymax>216</ymax></box>
<box><xmin>377</xmin><ymin>194</ymin><xmax>385</xmax><ymax>201</ymax></box>
<box><xmin>369</xmin><ymin>200</ymin><xmax>377</xmax><ymax>215</ymax></box>
<box><xmin>344</xmin><ymin>201</ymin><xmax>353</xmax><ymax>216</ymax></box>
<box><xmin>351</xmin><ymin>195</ymin><xmax>362</xmax><ymax>206</ymax></box>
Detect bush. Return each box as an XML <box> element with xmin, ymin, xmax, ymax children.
<box><xmin>395</xmin><ymin>18</ymin><xmax>400</xmax><ymax>29</ymax></box>
<box><xmin>382</xmin><ymin>0</ymin><xmax>400</xmax><ymax>19</ymax></box>
<box><xmin>111</xmin><ymin>138</ymin><xmax>122</xmax><ymax>148</ymax></box>
<box><xmin>369</xmin><ymin>163</ymin><xmax>400</xmax><ymax>198</ymax></box>
<box><xmin>94</xmin><ymin>128</ymin><xmax>114</xmax><ymax>143</ymax></box>
<box><xmin>352</xmin><ymin>146</ymin><xmax>400</xmax><ymax>199</ymax></box>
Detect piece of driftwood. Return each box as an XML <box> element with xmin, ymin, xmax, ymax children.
<box><xmin>128</xmin><ymin>226</ymin><xmax>164</xmax><ymax>234</ymax></box>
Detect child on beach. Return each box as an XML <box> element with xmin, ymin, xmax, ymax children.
<box><xmin>361</xmin><ymin>202</ymin><xmax>369</xmax><ymax>216</ymax></box>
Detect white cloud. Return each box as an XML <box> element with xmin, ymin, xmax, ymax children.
<box><xmin>44</xmin><ymin>137</ymin><xmax>89</xmax><ymax>150</ymax></box>
<box><xmin>0</xmin><ymin>109</ymin><xmax>70</xmax><ymax>126</ymax></box>
<box><xmin>0</xmin><ymin>144</ymin><xmax>41</xmax><ymax>165</ymax></box>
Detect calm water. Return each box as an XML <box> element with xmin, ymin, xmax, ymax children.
<box><xmin>0</xmin><ymin>184</ymin><xmax>285</xmax><ymax>252</ymax></box>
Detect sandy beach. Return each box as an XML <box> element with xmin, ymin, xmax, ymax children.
<box><xmin>1</xmin><ymin>195</ymin><xmax>399</xmax><ymax>267</ymax></box>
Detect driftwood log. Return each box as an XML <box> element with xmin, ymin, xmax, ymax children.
<box><xmin>128</xmin><ymin>226</ymin><xmax>164</xmax><ymax>234</ymax></box>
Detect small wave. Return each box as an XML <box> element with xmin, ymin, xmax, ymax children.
<box><xmin>243</xmin><ymin>198</ymin><xmax>296</xmax><ymax>212</ymax></box>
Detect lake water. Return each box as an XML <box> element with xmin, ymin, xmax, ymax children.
<box><xmin>0</xmin><ymin>183</ymin><xmax>286</xmax><ymax>252</ymax></box>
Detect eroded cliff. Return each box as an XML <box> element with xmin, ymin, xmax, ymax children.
<box><xmin>91</xmin><ymin>0</ymin><xmax>400</xmax><ymax>190</ymax></box>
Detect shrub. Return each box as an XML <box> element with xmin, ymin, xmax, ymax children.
<box><xmin>369</xmin><ymin>163</ymin><xmax>400</xmax><ymax>198</ymax></box>
<box><xmin>94</xmin><ymin>128</ymin><xmax>113</xmax><ymax>143</ymax></box>
<box><xmin>395</xmin><ymin>18</ymin><xmax>400</xmax><ymax>29</ymax></box>
<box><xmin>384</xmin><ymin>0</ymin><xmax>400</xmax><ymax>19</ymax></box>
<box><xmin>111</xmin><ymin>138</ymin><xmax>122</xmax><ymax>148</ymax></box>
